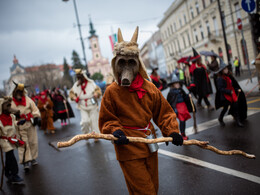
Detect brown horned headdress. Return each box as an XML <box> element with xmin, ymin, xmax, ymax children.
<box><xmin>111</xmin><ymin>26</ymin><xmax>150</xmax><ymax>83</ymax></box>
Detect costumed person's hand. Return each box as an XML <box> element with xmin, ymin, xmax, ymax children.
<box><xmin>112</xmin><ymin>130</ymin><xmax>129</xmax><ymax>145</ymax></box>
<box><xmin>169</xmin><ymin>132</ymin><xmax>183</xmax><ymax>146</ymax></box>
<box><xmin>189</xmin><ymin>94</ymin><xmax>192</xmax><ymax>98</ymax></box>
<box><xmin>238</xmin><ymin>89</ymin><xmax>241</xmax><ymax>93</ymax></box>
<box><xmin>75</xmin><ymin>97</ymin><xmax>79</xmax><ymax>103</ymax></box>
<box><xmin>33</xmin><ymin>118</ymin><xmax>38</xmax><ymax>126</ymax></box>
<box><xmin>17</xmin><ymin>119</ymin><xmax>26</xmax><ymax>126</ymax></box>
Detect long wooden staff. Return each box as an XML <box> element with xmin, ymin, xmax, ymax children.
<box><xmin>57</xmin><ymin>133</ymin><xmax>255</xmax><ymax>159</ymax></box>
<box><xmin>189</xmin><ymin>95</ymin><xmax>198</xmax><ymax>134</ymax></box>
<box><xmin>63</xmin><ymin>101</ymin><xmax>70</xmax><ymax>124</ymax></box>
<box><xmin>0</xmin><ymin>146</ymin><xmax>4</xmax><ymax>189</ymax></box>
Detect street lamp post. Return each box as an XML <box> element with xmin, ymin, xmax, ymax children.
<box><xmin>63</xmin><ymin>0</ymin><xmax>89</xmax><ymax>75</ymax></box>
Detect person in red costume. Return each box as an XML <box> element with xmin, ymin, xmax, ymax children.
<box><xmin>192</xmin><ymin>48</ymin><xmax>214</xmax><ymax>110</ymax></box>
<box><xmin>37</xmin><ymin>91</ymin><xmax>55</xmax><ymax>134</ymax></box>
<box><xmin>215</xmin><ymin>60</ymin><xmax>247</xmax><ymax>127</ymax></box>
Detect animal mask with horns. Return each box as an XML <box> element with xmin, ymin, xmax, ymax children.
<box><xmin>111</xmin><ymin>26</ymin><xmax>150</xmax><ymax>86</ymax></box>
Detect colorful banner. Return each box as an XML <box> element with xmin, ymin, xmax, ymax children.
<box><xmin>109</xmin><ymin>33</ymin><xmax>117</xmax><ymax>51</ymax></box>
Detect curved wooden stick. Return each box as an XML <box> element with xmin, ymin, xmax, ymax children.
<box><xmin>57</xmin><ymin>133</ymin><xmax>256</xmax><ymax>159</ymax></box>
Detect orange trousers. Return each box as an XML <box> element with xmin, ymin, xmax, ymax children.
<box><xmin>119</xmin><ymin>153</ymin><xmax>158</xmax><ymax>195</ymax></box>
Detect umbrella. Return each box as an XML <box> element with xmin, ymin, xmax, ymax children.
<box><xmin>177</xmin><ymin>56</ymin><xmax>191</xmax><ymax>63</ymax></box>
<box><xmin>200</xmin><ymin>51</ymin><xmax>218</xmax><ymax>57</ymax></box>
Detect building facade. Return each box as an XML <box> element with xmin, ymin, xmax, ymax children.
<box><xmin>140</xmin><ymin>31</ymin><xmax>167</xmax><ymax>78</ymax></box>
<box><xmin>87</xmin><ymin>18</ymin><xmax>111</xmax><ymax>78</ymax></box>
<box><xmin>158</xmin><ymin>0</ymin><xmax>257</xmax><ymax>74</ymax></box>
<box><xmin>4</xmin><ymin>56</ymin><xmax>63</xmax><ymax>95</ymax></box>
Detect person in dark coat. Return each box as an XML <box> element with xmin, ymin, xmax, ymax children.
<box><xmin>52</xmin><ymin>88</ymin><xmax>74</xmax><ymax>126</ymax></box>
<box><xmin>150</xmin><ymin>67</ymin><xmax>167</xmax><ymax>90</ymax></box>
<box><xmin>167</xmin><ymin>74</ymin><xmax>194</xmax><ymax>140</ymax></box>
<box><xmin>215</xmin><ymin>60</ymin><xmax>247</xmax><ymax>127</ymax></box>
<box><xmin>192</xmin><ymin>48</ymin><xmax>214</xmax><ymax>110</ymax></box>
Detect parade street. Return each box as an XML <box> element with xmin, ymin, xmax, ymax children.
<box><xmin>1</xmin><ymin>75</ymin><xmax>260</xmax><ymax>195</ymax></box>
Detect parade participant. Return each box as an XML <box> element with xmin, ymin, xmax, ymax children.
<box><xmin>167</xmin><ymin>74</ymin><xmax>193</xmax><ymax>140</ymax></box>
<box><xmin>52</xmin><ymin>88</ymin><xmax>74</xmax><ymax>126</ymax></box>
<box><xmin>215</xmin><ymin>60</ymin><xmax>247</xmax><ymax>127</ymax></box>
<box><xmin>99</xmin><ymin>27</ymin><xmax>182</xmax><ymax>194</ymax></box>
<box><xmin>0</xmin><ymin>97</ymin><xmax>25</xmax><ymax>184</ymax></box>
<box><xmin>208</xmin><ymin>55</ymin><xmax>219</xmax><ymax>88</ymax></box>
<box><xmin>69</xmin><ymin>69</ymin><xmax>102</xmax><ymax>139</ymax></box>
<box><xmin>11</xmin><ymin>81</ymin><xmax>41</xmax><ymax>171</ymax></box>
<box><xmin>37</xmin><ymin>91</ymin><xmax>55</xmax><ymax>133</ymax></box>
<box><xmin>192</xmin><ymin>48</ymin><xmax>214</xmax><ymax>110</ymax></box>
<box><xmin>150</xmin><ymin>67</ymin><xmax>167</xmax><ymax>90</ymax></box>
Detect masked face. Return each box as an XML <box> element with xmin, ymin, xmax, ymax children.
<box><xmin>76</xmin><ymin>74</ymin><xmax>85</xmax><ymax>85</ymax></box>
<box><xmin>115</xmin><ymin>55</ymin><xmax>140</xmax><ymax>86</ymax></box>
<box><xmin>13</xmin><ymin>89</ymin><xmax>24</xmax><ymax>101</ymax></box>
<box><xmin>2</xmin><ymin>100</ymin><xmax>12</xmax><ymax>115</ymax></box>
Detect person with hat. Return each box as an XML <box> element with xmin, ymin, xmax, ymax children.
<box><xmin>99</xmin><ymin>27</ymin><xmax>182</xmax><ymax>194</ymax></box>
<box><xmin>69</xmin><ymin>69</ymin><xmax>102</xmax><ymax>139</ymax></box>
<box><xmin>253</xmin><ymin>53</ymin><xmax>260</xmax><ymax>91</ymax></box>
<box><xmin>11</xmin><ymin>82</ymin><xmax>41</xmax><ymax>171</ymax></box>
<box><xmin>150</xmin><ymin>67</ymin><xmax>164</xmax><ymax>90</ymax></box>
<box><xmin>0</xmin><ymin>96</ymin><xmax>25</xmax><ymax>184</ymax></box>
<box><xmin>37</xmin><ymin>91</ymin><xmax>55</xmax><ymax>134</ymax></box>
<box><xmin>167</xmin><ymin>74</ymin><xmax>194</xmax><ymax>140</ymax></box>
<box><xmin>192</xmin><ymin>48</ymin><xmax>214</xmax><ymax>110</ymax></box>
<box><xmin>215</xmin><ymin>59</ymin><xmax>247</xmax><ymax>127</ymax></box>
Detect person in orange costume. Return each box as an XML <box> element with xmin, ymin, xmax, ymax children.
<box><xmin>99</xmin><ymin>27</ymin><xmax>183</xmax><ymax>195</ymax></box>
<box><xmin>37</xmin><ymin>91</ymin><xmax>55</xmax><ymax>134</ymax></box>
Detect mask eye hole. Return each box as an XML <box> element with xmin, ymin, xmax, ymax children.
<box><xmin>128</xmin><ymin>59</ymin><xmax>137</xmax><ymax>66</ymax></box>
<box><xmin>118</xmin><ymin>59</ymin><xmax>126</xmax><ymax>67</ymax></box>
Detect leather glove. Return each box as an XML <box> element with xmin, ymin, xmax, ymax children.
<box><xmin>112</xmin><ymin>130</ymin><xmax>129</xmax><ymax>145</ymax></box>
<box><xmin>169</xmin><ymin>132</ymin><xmax>183</xmax><ymax>146</ymax></box>
<box><xmin>17</xmin><ymin>119</ymin><xmax>26</xmax><ymax>126</ymax></box>
<box><xmin>33</xmin><ymin>118</ymin><xmax>38</xmax><ymax>126</ymax></box>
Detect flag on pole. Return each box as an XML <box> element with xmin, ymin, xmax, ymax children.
<box><xmin>109</xmin><ymin>33</ymin><xmax>117</xmax><ymax>51</ymax></box>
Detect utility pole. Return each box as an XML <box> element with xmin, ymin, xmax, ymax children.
<box><xmin>217</xmin><ymin>0</ymin><xmax>231</xmax><ymax>66</ymax></box>
<box><xmin>63</xmin><ymin>0</ymin><xmax>89</xmax><ymax>75</ymax></box>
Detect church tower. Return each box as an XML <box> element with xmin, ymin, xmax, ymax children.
<box><xmin>88</xmin><ymin>17</ymin><xmax>111</xmax><ymax>78</ymax></box>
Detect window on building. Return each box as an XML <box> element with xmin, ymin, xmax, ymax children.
<box><xmin>168</xmin><ymin>27</ymin><xmax>171</xmax><ymax>36</ymax></box>
<box><xmin>210</xmin><ymin>0</ymin><xmax>214</xmax><ymax>3</ymax></box>
<box><xmin>195</xmin><ymin>2</ymin><xmax>200</xmax><ymax>15</ymax></box>
<box><xmin>199</xmin><ymin>25</ymin><xmax>204</xmax><ymax>39</ymax></box>
<box><xmin>179</xmin><ymin>18</ymin><xmax>182</xmax><ymax>27</ymax></box>
<box><xmin>213</xmin><ymin>16</ymin><xmax>219</xmax><ymax>36</ymax></box>
<box><xmin>187</xmin><ymin>32</ymin><xmax>191</xmax><ymax>45</ymax></box>
<box><xmin>190</xmin><ymin>7</ymin><xmax>194</xmax><ymax>18</ymax></box>
<box><xmin>171</xmin><ymin>42</ymin><xmax>175</xmax><ymax>54</ymax></box>
<box><xmin>218</xmin><ymin>47</ymin><xmax>223</xmax><ymax>59</ymax></box>
<box><xmin>174</xmin><ymin>22</ymin><xmax>177</xmax><ymax>31</ymax></box>
<box><xmin>194</xmin><ymin>28</ymin><xmax>198</xmax><ymax>42</ymax></box>
<box><xmin>96</xmin><ymin>54</ymin><xmax>99</xmax><ymax>58</ymax></box>
<box><xmin>177</xmin><ymin>40</ymin><xmax>181</xmax><ymax>52</ymax></box>
<box><xmin>94</xmin><ymin>44</ymin><xmax>97</xmax><ymax>48</ymax></box>
<box><xmin>234</xmin><ymin>2</ymin><xmax>241</xmax><ymax>20</ymax></box>
<box><xmin>206</xmin><ymin>20</ymin><xmax>210</xmax><ymax>36</ymax></box>
<box><xmin>184</xmin><ymin>14</ymin><xmax>187</xmax><ymax>24</ymax></box>
<box><xmin>170</xmin><ymin>24</ymin><xmax>173</xmax><ymax>34</ymax></box>
<box><xmin>202</xmin><ymin>0</ymin><xmax>206</xmax><ymax>9</ymax></box>
<box><xmin>182</xmin><ymin>36</ymin><xmax>186</xmax><ymax>48</ymax></box>
<box><xmin>221</xmin><ymin>11</ymin><xmax>226</xmax><ymax>28</ymax></box>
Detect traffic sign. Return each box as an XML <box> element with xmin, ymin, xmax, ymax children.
<box><xmin>241</xmin><ymin>0</ymin><xmax>256</xmax><ymax>13</ymax></box>
<box><xmin>237</xmin><ymin>18</ymin><xmax>243</xmax><ymax>30</ymax></box>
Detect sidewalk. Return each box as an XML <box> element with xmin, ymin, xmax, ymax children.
<box><xmin>239</xmin><ymin>76</ymin><xmax>260</xmax><ymax>97</ymax></box>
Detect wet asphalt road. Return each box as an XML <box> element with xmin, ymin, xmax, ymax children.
<box><xmin>1</xmin><ymin>77</ymin><xmax>260</xmax><ymax>195</ymax></box>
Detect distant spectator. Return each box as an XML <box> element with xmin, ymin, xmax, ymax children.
<box><xmin>233</xmin><ymin>57</ymin><xmax>240</xmax><ymax>77</ymax></box>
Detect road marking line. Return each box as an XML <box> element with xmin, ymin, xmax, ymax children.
<box><xmin>248</xmin><ymin>107</ymin><xmax>260</xmax><ymax>110</ymax></box>
<box><xmin>157</xmin><ymin>110</ymin><xmax>260</xmax><ymax>145</ymax></box>
<box><xmin>247</xmin><ymin>98</ymin><xmax>260</xmax><ymax>104</ymax></box>
<box><xmin>158</xmin><ymin>149</ymin><xmax>260</xmax><ymax>184</ymax></box>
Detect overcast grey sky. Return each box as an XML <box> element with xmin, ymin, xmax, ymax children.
<box><xmin>0</xmin><ymin>0</ymin><xmax>173</xmax><ymax>89</ymax></box>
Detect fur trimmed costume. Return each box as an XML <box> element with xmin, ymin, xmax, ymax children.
<box><xmin>69</xmin><ymin>70</ymin><xmax>102</xmax><ymax>134</ymax></box>
<box><xmin>99</xmin><ymin>27</ymin><xmax>180</xmax><ymax>194</ymax></box>
<box><xmin>11</xmin><ymin>84</ymin><xmax>40</xmax><ymax>165</ymax></box>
